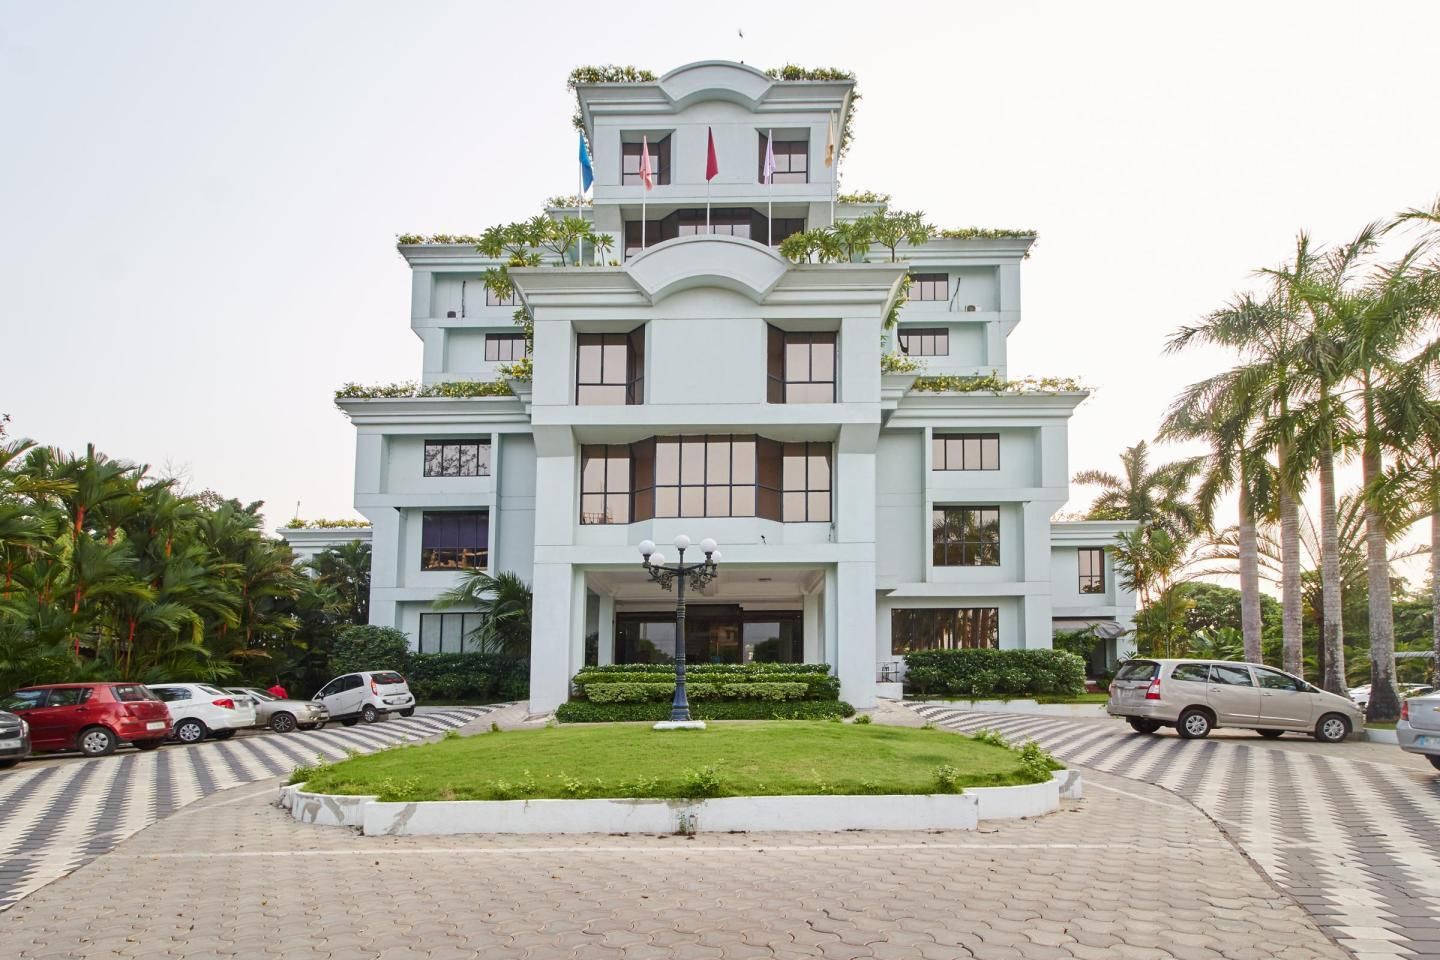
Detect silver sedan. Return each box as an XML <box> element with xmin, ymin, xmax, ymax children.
<box><xmin>1398</xmin><ymin>692</ymin><xmax>1440</xmax><ymax>771</ymax></box>
<box><xmin>225</xmin><ymin>688</ymin><xmax>329</xmax><ymax>733</ymax></box>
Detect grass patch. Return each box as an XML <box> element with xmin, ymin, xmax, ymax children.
<box><xmin>293</xmin><ymin>721</ymin><xmax>1055</xmax><ymax>801</ymax></box>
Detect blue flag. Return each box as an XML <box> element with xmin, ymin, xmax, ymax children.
<box><xmin>578</xmin><ymin>133</ymin><xmax>594</xmax><ymax>192</ymax></box>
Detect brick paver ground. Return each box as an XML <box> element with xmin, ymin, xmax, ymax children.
<box><xmin>0</xmin><ymin>764</ymin><xmax>1347</xmax><ymax>960</ymax></box>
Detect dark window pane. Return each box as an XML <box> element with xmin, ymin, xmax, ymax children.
<box><xmin>424</xmin><ymin>443</ymin><xmax>443</xmax><ymax>476</ymax></box>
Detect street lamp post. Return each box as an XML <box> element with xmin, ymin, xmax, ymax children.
<box><xmin>639</xmin><ymin>535</ymin><xmax>721</xmax><ymax>729</ymax></box>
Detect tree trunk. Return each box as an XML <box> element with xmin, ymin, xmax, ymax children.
<box><xmin>1318</xmin><ymin>446</ymin><xmax>1347</xmax><ymax>695</ymax></box>
<box><xmin>1432</xmin><ymin>497</ymin><xmax>1439</xmax><ymax>689</ymax></box>
<box><xmin>1362</xmin><ymin>440</ymin><xmax>1399</xmax><ymax>722</ymax></box>
<box><xmin>1278</xmin><ymin>465</ymin><xmax>1304</xmax><ymax>676</ymax></box>
<box><xmin>1237</xmin><ymin>484</ymin><xmax>1264</xmax><ymax>664</ymax></box>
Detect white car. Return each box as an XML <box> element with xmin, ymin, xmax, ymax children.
<box><xmin>1350</xmin><ymin>683</ymin><xmax>1434</xmax><ymax>710</ymax></box>
<box><xmin>312</xmin><ymin>671</ymin><xmax>416</xmax><ymax>726</ymax></box>
<box><xmin>148</xmin><ymin>683</ymin><xmax>258</xmax><ymax>744</ymax></box>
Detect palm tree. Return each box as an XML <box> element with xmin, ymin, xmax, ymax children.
<box><xmin>1112</xmin><ymin>527</ymin><xmax>1194</xmax><ymax>657</ymax></box>
<box><xmin>433</xmin><ymin>570</ymin><xmax>533</xmax><ymax>657</ymax></box>
<box><xmin>307</xmin><ymin>540</ymin><xmax>371</xmax><ymax>624</ymax></box>
<box><xmin>1074</xmin><ymin>440</ymin><xmax>1202</xmax><ymax>540</ymax></box>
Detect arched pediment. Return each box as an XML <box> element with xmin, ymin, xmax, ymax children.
<box><xmin>625</xmin><ymin>235</ymin><xmax>789</xmax><ymax>303</ymax></box>
<box><xmin>658</xmin><ymin>61</ymin><xmax>774</xmax><ymax>110</ymax></box>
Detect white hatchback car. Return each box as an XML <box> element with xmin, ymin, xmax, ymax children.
<box><xmin>312</xmin><ymin>671</ymin><xmax>416</xmax><ymax>726</ymax></box>
<box><xmin>148</xmin><ymin>683</ymin><xmax>258</xmax><ymax>744</ymax></box>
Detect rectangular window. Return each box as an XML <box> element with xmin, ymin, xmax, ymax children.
<box><xmin>580</xmin><ymin>444</ymin><xmax>633</xmax><ymax>525</ymax></box>
<box><xmin>418</xmin><ymin>612</ymin><xmax>486</xmax><ymax>654</ymax></box>
<box><xmin>623</xmin><ymin>220</ymin><xmax>664</xmax><ymax>259</ymax></box>
<box><xmin>910</xmin><ymin>273</ymin><xmax>949</xmax><ymax>301</ymax></box>
<box><xmin>932</xmin><ymin>507</ymin><xmax>1000</xmax><ymax>566</ymax></box>
<box><xmin>1078</xmin><ymin>547</ymin><xmax>1105</xmax><ymax>594</ymax></box>
<box><xmin>767</xmin><ymin>327</ymin><xmax>836</xmax><ymax>404</ymax></box>
<box><xmin>485</xmin><ymin>286</ymin><xmax>519</xmax><ymax>307</ymax></box>
<box><xmin>899</xmin><ymin>328</ymin><xmax>949</xmax><ymax>357</ymax></box>
<box><xmin>759</xmin><ymin>135</ymin><xmax>808</xmax><ymax>184</ymax></box>
<box><xmin>576</xmin><ymin>328</ymin><xmax>644</xmax><ymax>405</ymax></box>
<box><xmin>931</xmin><ymin>434</ymin><xmax>999</xmax><ymax>471</ymax></box>
<box><xmin>621</xmin><ymin>135</ymin><xmax>671</xmax><ymax>186</ymax></box>
<box><xmin>769</xmin><ymin>218</ymin><xmax>807</xmax><ymax>245</ymax></box>
<box><xmin>891</xmin><ymin>608</ymin><xmax>999</xmax><ymax>654</ymax></box>
<box><xmin>484</xmin><ymin>333</ymin><xmax>528</xmax><ymax>362</ymax></box>
<box><xmin>652</xmin><ymin>435</ymin><xmax>760</xmax><ymax>520</ymax></box>
<box><xmin>420</xmin><ymin>511</ymin><xmax>488</xmax><ymax>570</ymax></box>
<box><xmin>781</xmin><ymin>442</ymin><xmax>831</xmax><ymax>522</ymax></box>
<box><xmin>423</xmin><ymin>440</ymin><xmax>491</xmax><ymax>478</ymax></box>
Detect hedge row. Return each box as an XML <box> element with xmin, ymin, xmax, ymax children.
<box><xmin>574</xmin><ymin>662</ymin><xmax>833</xmax><ymax>675</ymax></box>
<box><xmin>903</xmin><ymin>649</ymin><xmax>1085</xmax><ymax>698</ymax></box>
<box><xmin>574</xmin><ymin>671</ymin><xmax>839</xmax><ymax>699</ymax></box>
<box><xmin>555</xmin><ymin>700</ymin><xmax>856</xmax><ymax>723</ymax></box>
<box><xmin>405</xmin><ymin>653</ymin><xmax>529</xmax><ymax>702</ymax></box>
<box><xmin>585</xmin><ymin>682</ymin><xmax>810</xmax><ymax>704</ymax></box>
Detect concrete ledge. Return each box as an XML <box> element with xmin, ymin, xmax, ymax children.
<box><xmin>287</xmin><ymin>774</ymin><xmax>1076</xmax><ymax>837</ymax></box>
<box><xmin>1364</xmin><ymin>728</ymin><xmax>1399</xmax><ymax>745</ymax></box>
<box><xmin>916</xmin><ymin>699</ymin><xmax>1109</xmax><ymax>719</ymax></box>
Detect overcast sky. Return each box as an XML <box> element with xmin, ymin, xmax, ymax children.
<box><xmin>3</xmin><ymin>1</ymin><xmax>1438</xmax><ymax>581</ymax></box>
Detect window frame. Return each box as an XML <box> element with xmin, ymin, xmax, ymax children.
<box><xmin>932</xmin><ymin>433</ymin><xmax>999</xmax><ymax>471</ymax></box>
<box><xmin>910</xmin><ymin>273</ymin><xmax>950</xmax><ymax>302</ymax></box>
<box><xmin>780</xmin><ymin>441</ymin><xmax>831</xmax><ymax>523</ymax></box>
<box><xmin>417</xmin><ymin>612</ymin><xmax>486</xmax><ymax>654</ymax></box>
<box><xmin>419</xmin><ymin>510</ymin><xmax>489</xmax><ymax>571</ymax></box>
<box><xmin>899</xmin><ymin>327</ymin><xmax>949</xmax><ymax>357</ymax></box>
<box><xmin>932</xmin><ymin>506</ymin><xmax>1001</xmax><ymax>567</ymax></box>
<box><xmin>1078</xmin><ymin>547</ymin><xmax>1105</xmax><ymax>594</ymax></box>
<box><xmin>422</xmin><ymin>439</ymin><xmax>492</xmax><ymax>478</ymax></box>
<box><xmin>580</xmin><ymin>444</ymin><xmax>634</xmax><ymax>525</ymax></box>
<box><xmin>1208</xmin><ymin>663</ymin><xmax>1254</xmax><ymax>687</ymax></box>
<box><xmin>483</xmin><ymin>333</ymin><xmax>528</xmax><ymax>362</ymax></box>
<box><xmin>767</xmin><ymin>326</ymin><xmax>836</xmax><ymax>404</ymax></box>
<box><xmin>758</xmin><ymin>134</ymin><xmax>809</xmax><ymax>184</ymax></box>
<box><xmin>484</xmin><ymin>286</ymin><xmax>519</xmax><ymax>307</ymax></box>
<box><xmin>890</xmin><ymin>607</ymin><xmax>1000</xmax><ymax>654</ymax></box>
<box><xmin>575</xmin><ymin>328</ymin><xmax>644</xmax><ymax>405</ymax></box>
<box><xmin>621</xmin><ymin>135</ymin><xmax>672</xmax><ymax>187</ymax></box>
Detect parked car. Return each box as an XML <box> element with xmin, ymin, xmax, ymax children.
<box><xmin>1397</xmin><ymin>692</ymin><xmax>1440</xmax><ymax>771</ymax></box>
<box><xmin>0</xmin><ymin>709</ymin><xmax>32</xmax><ymax>768</ymax></box>
<box><xmin>1</xmin><ymin>683</ymin><xmax>171</xmax><ymax>757</ymax></box>
<box><xmin>1349</xmin><ymin>683</ymin><xmax>1434</xmax><ymax>710</ymax></box>
<box><xmin>1108</xmin><ymin>658</ymin><xmax>1365</xmax><ymax>742</ymax></box>
<box><xmin>313</xmin><ymin>671</ymin><xmax>416</xmax><ymax>725</ymax></box>
<box><xmin>147</xmin><ymin>683</ymin><xmax>257</xmax><ymax>744</ymax></box>
<box><xmin>224</xmin><ymin>687</ymin><xmax>329</xmax><ymax>733</ymax></box>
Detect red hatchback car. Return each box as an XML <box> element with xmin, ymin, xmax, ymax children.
<box><xmin>4</xmin><ymin>683</ymin><xmax>172</xmax><ymax>757</ymax></box>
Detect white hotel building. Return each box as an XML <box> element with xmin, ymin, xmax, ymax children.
<box><xmin>324</xmin><ymin>61</ymin><xmax>1136</xmax><ymax>712</ymax></box>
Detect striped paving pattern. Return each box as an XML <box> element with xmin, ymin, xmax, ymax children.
<box><xmin>0</xmin><ymin>706</ymin><xmax>499</xmax><ymax>911</ymax></box>
<box><xmin>911</xmin><ymin>704</ymin><xmax>1440</xmax><ymax>959</ymax></box>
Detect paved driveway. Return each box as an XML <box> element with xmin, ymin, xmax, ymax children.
<box><xmin>909</xmin><ymin>704</ymin><xmax>1440</xmax><ymax>959</ymax></box>
<box><xmin>0</xmin><ymin>706</ymin><xmax>498</xmax><ymax>911</ymax></box>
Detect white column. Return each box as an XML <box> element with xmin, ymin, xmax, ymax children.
<box><xmin>569</xmin><ymin>569</ymin><xmax>587</xmax><ymax>679</ymax></box>
<box><xmin>823</xmin><ymin>566</ymin><xmax>839</xmax><ymax>668</ymax></box>
<box><xmin>528</xmin><ymin>562</ymin><xmax>575</xmax><ymax>712</ymax></box>
<box><xmin>597</xmin><ymin>593</ymin><xmax>616</xmax><ymax>666</ymax></box>
<box><xmin>836</xmin><ymin>561</ymin><xmax>877</xmax><ymax>709</ymax></box>
<box><xmin>802</xmin><ymin>590</ymin><xmax>821</xmax><ymax>663</ymax></box>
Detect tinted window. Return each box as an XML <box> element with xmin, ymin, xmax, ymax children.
<box><xmin>1253</xmin><ymin>667</ymin><xmax>1302</xmax><ymax>691</ymax></box>
<box><xmin>1170</xmin><ymin>663</ymin><xmax>1210</xmax><ymax>683</ymax></box>
<box><xmin>370</xmin><ymin>672</ymin><xmax>405</xmax><ymax>685</ymax></box>
<box><xmin>113</xmin><ymin>685</ymin><xmax>156</xmax><ymax>702</ymax></box>
<box><xmin>342</xmin><ymin>675</ymin><xmax>364</xmax><ymax>691</ymax></box>
<box><xmin>47</xmin><ymin>687</ymin><xmax>94</xmax><ymax>707</ymax></box>
<box><xmin>2</xmin><ymin>690</ymin><xmax>46</xmax><ymax>711</ymax></box>
<box><xmin>1115</xmin><ymin>661</ymin><xmax>1159</xmax><ymax>682</ymax></box>
<box><xmin>152</xmin><ymin>687</ymin><xmax>191</xmax><ymax>702</ymax></box>
<box><xmin>1209</xmin><ymin>664</ymin><xmax>1253</xmax><ymax>686</ymax></box>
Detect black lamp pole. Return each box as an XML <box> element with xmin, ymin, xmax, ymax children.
<box><xmin>640</xmin><ymin>537</ymin><xmax>720</xmax><ymax>723</ymax></box>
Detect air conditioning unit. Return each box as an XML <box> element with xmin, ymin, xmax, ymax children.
<box><xmin>446</xmin><ymin>310</ymin><xmax>457</xmax><ymax>318</ymax></box>
<box><xmin>965</xmin><ymin>304</ymin><xmax>978</xmax><ymax>312</ymax></box>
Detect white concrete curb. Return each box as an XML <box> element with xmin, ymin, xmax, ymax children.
<box><xmin>282</xmin><ymin>770</ymin><xmax>1079</xmax><ymax>836</ymax></box>
<box><xmin>1364</xmin><ymin>728</ymin><xmax>1399</xmax><ymax>745</ymax></box>
<box><xmin>915</xmin><ymin>699</ymin><xmax>1109</xmax><ymax>719</ymax></box>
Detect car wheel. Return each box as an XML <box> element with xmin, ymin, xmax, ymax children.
<box><xmin>174</xmin><ymin>718</ymin><xmax>207</xmax><ymax>744</ymax></box>
<box><xmin>132</xmin><ymin>739</ymin><xmax>164</xmax><ymax>751</ymax></box>
<box><xmin>1256</xmin><ymin>729</ymin><xmax>1285</xmax><ymax>739</ymax></box>
<box><xmin>1127</xmin><ymin>717</ymin><xmax>1160</xmax><ymax>734</ymax></box>
<box><xmin>269</xmin><ymin>712</ymin><xmax>297</xmax><ymax>734</ymax></box>
<box><xmin>399</xmin><ymin>708</ymin><xmax>415</xmax><ymax>718</ymax></box>
<box><xmin>1314</xmin><ymin>713</ymin><xmax>1350</xmax><ymax>744</ymax></box>
<box><xmin>0</xmin><ymin>758</ymin><xmax>19</xmax><ymax>769</ymax></box>
<box><xmin>79</xmin><ymin>726</ymin><xmax>118</xmax><ymax>757</ymax></box>
<box><xmin>340</xmin><ymin>717</ymin><xmax>359</xmax><ymax>727</ymax></box>
<box><xmin>361</xmin><ymin>705</ymin><xmax>379</xmax><ymax>724</ymax></box>
<box><xmin>1177</xmin><ymin>708</ymin><xmax>1212</xmax><ymax>740</ymax></box>
<box><xmin>1427</xmin><ymin>755</ymin><xmax>1440</xmax><ymax>771</ymax></box>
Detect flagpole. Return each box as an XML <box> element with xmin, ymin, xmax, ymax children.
<box><xmin>768</xmin><ymin>178</ymin><xmax>772</xmax><ymax>246</ymax></box>
<box><xmin>830</xmin><ymin>113</ymin><xmax>836</xmax><ymax>227</ymax></box>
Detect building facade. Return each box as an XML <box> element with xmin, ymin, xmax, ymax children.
<box><xmin>331</xmin><ymin>61</ymin><xmax>1136</xmax><ymax>712</ymax></box>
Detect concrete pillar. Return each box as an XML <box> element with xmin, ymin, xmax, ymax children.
<box><xmin>836</xmin><ymin>561</ymin><xmax>877</xmax><ymax>709</ymax></box>
<box><xmin>823</xmin><ymin>566</ymin><xmax>839</xmax><ymax>668</ymax></box>
<box><xmin>802</xmin><ymin>590</ymin><xmax>821</xmax><ymax>663</ymax></box>
<box><xmin>597</xmin><ymin>593</ymin><xmax>616</xmax><ymax>666</ymax></box>
<box><xmin>569</xmin><ymin>568</ymin><xmax>587</xmax><ymax>680</ymax></box>
<box><xmin>529</xmin><ymin>562</ymin><xmax>575</xmax><ymax>712</ymax></box>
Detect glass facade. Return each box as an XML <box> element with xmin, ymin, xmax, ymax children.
<box><xmin>622</xmin><ymin>135</ymin><xmax>670</xmax><ymax>186</ymax></box>
<box><xmin>1078</xmin><ymin>547</ymin><xmax>1105</xmax><ymax>593</ymax></box>
<box><xmin>423</xmin><ymin>440</ymin><xmax>491</xmax><ymax>478</ymax></box>
<box><xmin>418</xmin><ymin>612</ymin><xmax>485</xmax><ymax>653</ymax></box>
<box><xmin>899</xmin><ymin>328</ymin><xmax>948</xmax><ymax>357</ymax></box>
<box><xmin>891</xmin><ymin>607</ymin><xmax>1000</xmax><ymax>653</ymax></box>
<box><xmin>767</xmin><ymin>327</ymin><xmax>836</xmax><ymax>403</ymax></box>
<box><xmin>910</xmin><ymin>273</ymin><xmax>949</xmax><ymax>301</ymax></box>
<box><xmin>759</xmin><ymin>135</ymin><xmax>808</xmax><ymax>184</ymax></box>
<box><xmin>932</xmin><ymin>507</ymin><xmax>1001</xmax><ymax>566</ymax></box>
<box><xmin>420</xmin><ymin>511</ymin><xmax>488</xmax><ymax>570</ymax></box>
<box><xmin>484</xmin><ymin>333</ymin><xmax>528</xmax><ymax>361</ymax></box>
<box><xmin>576</xmin><ymin>328</ymin><xmax>644</xmax><ymax>405</ymax></box>
<box><xmin>615</xmin><ymin>608</ymin><xmax>802</xmax><ymax>664</ymax></box>
<box><xmin>932</xmin><ymin>434</ymin><xmax>1000</xmax><ymax>471</ymax></box>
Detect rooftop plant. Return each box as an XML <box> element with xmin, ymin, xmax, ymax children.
<box><xmin>763</xmin><ymin>65</ymin><xmax>859</xmax><ymax>162</ymax></box>
<box><xmin>396</xmin><ymin>233</ymin><xmax>485</xmax><ymax>246</ymax></box>
<box><xmin>333</xmin><ymin>380</ymin><xmax>517</xmax><ymax>401</ymax></box>
<box><xmin>937</xmin><ymin>227</ymin><xmax>1038</xmax><ymax>240</ymax></box>
<box><xmin>881</xmin><ymin>352</ymin><xmax>923</xmax><ymax>374</ymax></box>
<box><xmin>912</xmin><ymin>374</ymin><xmax>1087</xmax><ymax>394</ymax></box>
<box><xmin>546</xmin><ymin>194</ymin><xmax>590</xmax><ymax>208</ymax></box>
<box><xmin>284</xmin><ymin>518</ymin><xmax>370</xmax><ymax>530</ymax></box>
<box><xmin>836</xmin><ymin>190</ymin><xmax>890</xmax><ymax>206</ymax></box>
<box><xmin>567</xmin><ymin>65</ymin><xmax>658</xmax><ymax>131</ymax></box>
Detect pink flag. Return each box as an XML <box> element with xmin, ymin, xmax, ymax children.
<box><xmin>639</xmin><ymin>136</ymin><xmax>654</xmax><ymax>191</ymax></box>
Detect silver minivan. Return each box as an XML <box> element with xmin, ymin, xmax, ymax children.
<box><xmin>1108</xmin><ymin>658</ymin><xmax>1365</xmax><ymax>742</ymax></box>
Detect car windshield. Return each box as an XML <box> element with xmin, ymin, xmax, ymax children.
<box><xmin>112</xmin><ymin>685</ymin><xmax>157</xmax><ymax>702</ymax></box>
<box><xmin>198</xmin><ymin>685</ymin><xmax>228</xmax><ymax>697</ymax></box>
<box><xmin>370</xmin><ymin>672</ymin><xmax>405</xmax><ymax>685</ymax></box>
<box><xmin>2</xmin><ymin>690</ymin><xmax>46</xmax><ymax>711</ymax></box>
<box><xmin>1115</xmin><ymin>661</ymin><xmax>1159</xmax><ymax>682</ymax></box>
<box><xmin>245</xmin><ymin>689</ymin><xmax>277</xmax><ymax>701</ymax></box>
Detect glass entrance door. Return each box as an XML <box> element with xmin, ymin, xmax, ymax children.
<box><xmin>616</xmin><ymin>607</ymin><xmax>802</xmax><ymax>664</ymax></box>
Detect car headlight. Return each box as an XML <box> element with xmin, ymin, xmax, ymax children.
<box><xmin>18</xmin><ymin>719</ymin><xmax>27</xmax><ymax>737</ymax></box>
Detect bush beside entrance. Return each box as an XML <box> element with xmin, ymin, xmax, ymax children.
<box><xmin>903</xmin><ymin>649</ymin><xmax>1086</xmax><ymax>699</ymax></box>
<box><xmin>328</xmin><ymin>626</ymin><xmax>527</xmax><ymax>703</ymax></box>
<box><xmin>561</xmin><ymin>662</ymin><xmax>850</xmax><ymax>723</ymax></box>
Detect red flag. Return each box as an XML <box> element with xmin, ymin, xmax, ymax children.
<box><xmin>705</xmin><ymin>127</ymin><xmax>719</xmax><ymax>181</ymax></box>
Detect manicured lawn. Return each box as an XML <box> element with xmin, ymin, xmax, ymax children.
<box><xmin>295</xmin><ymin>721</ymin><xmax>1053</xmax><ymax>801</ymax></box>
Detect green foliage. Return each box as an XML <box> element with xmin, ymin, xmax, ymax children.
<box><xmin>679</xmin><ymin>764</ymin><xmax>724</xmax><ymax>798</ymax></box>
<box><xmin>937</xmin><ymin>227</ymin><xmax>1038</xmax><ymax>240</ymax></box>
<box><xmin>1052</xmin><ymin>628</ymin><xmax>1099</xmax><ymax>662</ymax></box>
<box><xmin>583</xmin><ymin>681</ymin><xmax>810</xmax><ymax>704</ymax></box>
<box><xmin>970</xmin><ymin>728</ymin><xmax>1009</xmax><ymax>748</ymax></box>
<box><xmin>881</xmin><ymin>352</ymin><xmax>923</xmax><ymax>374</ymax></box>
<box><xmin>545</xmin><ymin>194</ymin><xmax>590</xmax><ymax>208</ymax></box>
<box><xmin>405</xmin><ymin>653</ymin><xmax>528</xmax><ymax>702</ymax></box>
<box><xmin>575</xmin><ymin>661</ymin><xmax>834</xmax><ymax>675</ymax></box>
<box><xmin>836</xmin><ymin>190</ymin><xmax>890</xmax><ymax>206</ymax></box>
<box><xmin>284</xmin><ymin>518</ymin><xmax>369</xmax><ymax>529</ymax></box>
<box><xmin>912</xmin><ymin>374</ymin><xmax>1086</xmax><ymax>394</ymax></box>
<box><xmin>932</xmin><ymin>764</ymin><xmax>963</xmax><ymax>792</ymax></box>
<box><xmin>432</xmin><ymin>570</ymin><xmax>533</xmax><ymax>658</ymax></box>
<box><xmin>333</xmin><ymin>380</ymin><xmax>516</xmax><ymax>401</ymax></box>
<box><xmin>554</xmin><ymin>699</ymin><xmax>855</xmax><ymax>723</ymax></box>
<box><xmin>1016</xmin><ymin>740</ymin><xmax>1061</xmax><ymax>782</ymax></box>
<box><xmin>902</xmin><ymin>649</ymin><xmax>1087</xmax><ymax>698</ymax></box>
<box><xmin>329</xmin><ymin>625</ymin><xmax>409</xmax><ymax>675</ymax></box>
<box><xmin>572</xmin><ymin>663</ymin><xmax>840</xmax><ymax>700</ymax></box>
<box><xmin>566</xmin><ymin>64</ymin><xmax>658</xmax><ymax>130</ymax></box>
<box><xmin>763</xmin><ymin>65</ymin><xmax>859</xmax><ymax>162</ymax></box>
<box><xmin>851</xmin><ymin>712</ymin><xmax>872</xmax><ymax>724</ymax></box>
<box><xmin>395</xmin><ymin>234</ymin><xmax>486</xmax><ymax>246</ymax></box>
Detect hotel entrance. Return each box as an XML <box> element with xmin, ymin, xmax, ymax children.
<box><xmin>615</xmin><ymin>606</ymin><xmax>803</xmax><ymax>665</ymax></box>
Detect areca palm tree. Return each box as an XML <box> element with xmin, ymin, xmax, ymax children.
<box><xmin>433</xmin><ymin>570</ymin><xmax>533</xmax><ymax>657</ymax></box>
<box><xmin>1073</xmin><ymin>440</ymin><xmax>1202</xmax><ymax>539</ymax></box>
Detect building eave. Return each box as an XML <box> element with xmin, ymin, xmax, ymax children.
<box><xmin>1049</xmin><ymin>519</ymin><xmax>1142</xmax><ymax>545</ymax></box>
<box><xmin>396</xmin><ymin>244</ymin><xmax>506</xmax><ymax>270</ymax></box>
<box><xmin>335</xmin><ymin>395</ymin><xmax>531</xmax><ymax>427</ymax></box>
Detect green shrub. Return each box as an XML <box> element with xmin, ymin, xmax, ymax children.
<box><xmin>582</xmin><ymin>682</ymin><xmax>811</xmax><ymax>704</ymax></box>
<box><xmin>903</xmin><ymin>649</ymin><xmax>1085</xmax><ymax>699</ymax></box>
<box><xmin>404</xmin><ymin>653</ymin><xmax>528</xmax><ymax>702</ymax></box>
<box><xmin>330</xmin><ymin>626</ymin><xmax>410</xmax><ymax>675</ymax></box>
<box><xmin>554</xmin><ymin>700</ymin><xmax>856</xmax><ymax>723</ymax></box>
<box><xmin>573</xmin><ymin>662</ymin><xmax>833</xmax><ymax>675</ymax></box>
<box><xmin>572</xmin><ymin>663</ymin><xmax>840</xmax><ymax>701</ymax></box>
<box><xmin>851</xmin><ymin>713</ymin><xmax>872</xmax><ymax>725</ymax></box>
<box><xmin>679</xmin><ymin>764</ymin><xmax>723</xmax><ymax>798</ymax></box>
